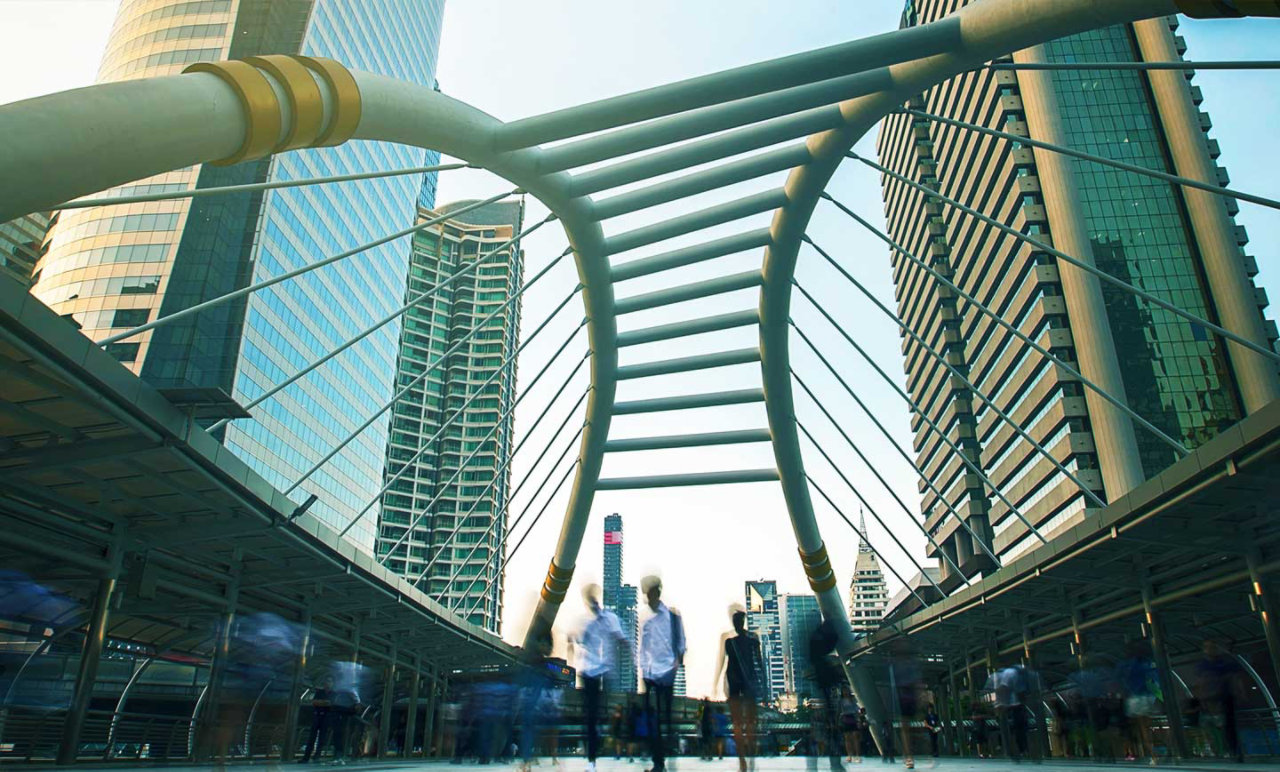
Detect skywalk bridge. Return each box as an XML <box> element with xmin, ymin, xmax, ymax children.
<box><xmin>1</xmin><ymin>0</ymin><xmax>1280</xmax><ymax>763</ymax></box>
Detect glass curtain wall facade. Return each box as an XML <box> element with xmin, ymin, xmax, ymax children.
<box><xmin>0</xmin><ymin>212</ymin><xmax>52</xmax><ymax>287</ymax></box>
<box><xmin>600</xmin><ymin>513</ymin><xmax>638</xmax><ymax>693</ymax></box>
<box><xmin>376</xmin><ymin>200</ymin><xmax>525</xmax><ymax>633</ymax></box>
<box><xmin>30</xmin><ymin>0</ymin><xmax>447</xmax><ymax>540</ymax></box>
<box><xmin>877</xmin><ymin>0</ymin><xmax>1273</xmax><ymax>583</ymax></box>
<box><xmin>778</xmin><ymin>593</ymin><xmax>821</xmax><ymax>699</ymax></box>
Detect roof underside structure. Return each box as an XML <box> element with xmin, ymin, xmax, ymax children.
<box><xmin>0</xmin><ymin>0</ymin><xmax>1278</xmax><ymax>761</ymax></box>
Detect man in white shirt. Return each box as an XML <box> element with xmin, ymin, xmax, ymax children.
<box><xmin>639</xmin><ymin>575</ymin><xmax>685</xmax><ymax>772</ymax></box>
<box><xmin>572</xmin><ymin>584</ymin><xmax>626</xmax><ymax>772</ymax></box>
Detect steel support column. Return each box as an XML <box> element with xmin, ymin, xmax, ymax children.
<box><xmin>57</xmin><ymin>575</ymin><xmax>116</xmax><ymax>765</ymax></box>
<box><xmin>280</xmin><ymin>611</ymin><xmax>312</xmax><ymax>761</ymax></box>
<box><xmin>403</xmin><ymin>661</ymin><xmax>421</xmax><ymax>758</ymax></box>
<box><xmin>377</xmin><ymin>658</ymin><xmax>396</xmax><ymax>758</ymax></box>
<box><xmin>1142</xmin><ymin>583</ymin><xmax>1189</xmax><ymax>759</ymax></box>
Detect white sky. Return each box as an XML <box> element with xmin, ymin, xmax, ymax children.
<box><xmin>2</xmin><ymin>1</ymin><xmax>1278</xmax><ymax>699</ymax></box>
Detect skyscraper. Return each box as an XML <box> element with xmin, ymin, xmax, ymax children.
<box><xmin>876</xmin><ymin>2</ymin><xmax>1279</xmax><ymax>587</ymax></box>
<box><xmin>744</xmin><ymin>580</ymin><xmax>786</xmax><ymax>702</ymax></box>
<box><xmin>848</xmin><ymin>514</ymin><xmax>888</xmax><ymax>635</ymax></box>
<box><xmin>376</xmin><ymin>200</ymin><xmax>525</xmax><ymax>632</ymax></box>
<box><xmin>673</xmin><ymin>663</ymin><xmax>687</xmax><ymax>697</ymax></box>
<box><xmin>779</xmin><ymin>593</ymin><xmax>822</xmax><ymax>699</ymax></box>
<box><xmin>601</xmin><ymin>513</ymin><xmax>638</xmax><ymax>693</ymax></box>
<box><xmin>30</xmin><ymin>0</ymin><xmax>448</xmax><ymax>544</ymax></box>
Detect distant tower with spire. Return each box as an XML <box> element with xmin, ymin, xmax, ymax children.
<box><xmin>848</xmin><ymin>509</ymin><xmax>889</xmax><ymax>635</ymax></box>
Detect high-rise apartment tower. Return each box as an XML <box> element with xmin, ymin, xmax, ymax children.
<box><xmin>30</xmin><ymin>0</ymin><xmax>447</xmax><ymax>545</ymax></box>
<box><xmin>376</xmin><ymin>200</ymin><xmax>525</xmax><ymax>632</ymax></box>
<box><xmin>876</xmin><ymin>1</ymin><xmax>1279</xmax><ymax>588</ymax></box>
<box><xmin>849</xmin><ymin>514</ymin><xmax>889</xmax><ymax>635</ymax></box>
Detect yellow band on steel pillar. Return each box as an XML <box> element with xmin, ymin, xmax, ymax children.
<box><xmin>297</xmin><ymin>55</ymin><xmax>363</xmax><ymax>147</ymax></box>
<box><xmin>799</xmin><ymin>543</ymin><xmax>838</xmax><ymax>593</ymax></box>
<box><xmin>183</xmin><ymin>61</ymin><xmax>283</xmax><ymax>166</ymax></box>
<box><xmin>244</xmin><ymin>55</ymin><xmax>327</xmax><ymax>152</ymax></box>
<box><xmin>183</xmin><ymin>55</ymin><xmax>362</xmax><ymax>165</ymax></box>
<box><xmin>1174</xmin><ymin>0</ymin><xmax>1280</xmax><ymax>17</ymax></box>
<box><xmin>540</xmin><ymin>560</ymin><xmax>575</xmax><ymax>603</ymax></box>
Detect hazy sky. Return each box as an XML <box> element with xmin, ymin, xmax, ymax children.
<box><xmin>2</xmin><ymin>1</ymin><xmax>1277</xmax><ymax>699</ymax></box>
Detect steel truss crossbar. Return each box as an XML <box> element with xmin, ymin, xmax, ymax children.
<box><xmin>345</xmin><ymin>297</ymin><xmax>585</xmax><ymax>540</ymax></box>
<box><xmin>55</xmin><ymin>162</ymin><xmax>473</xmax><ymax>211</ymax></box>
<box><xmin>441</xmin><ymin>418</ymin><xmax>589</xmax><ymax>607</ymax></box>
<box><xmin>459</xmin><ymin>451</ymin><xmax>583</xmax><ymax>620</ymax></box>
<box><xmin>379</xmin><ymin>355</ymin><xmax>589</xmax><ymax>566</ymax></box>
<box><xmin>800</xmin><ymin>241</ymin><xmax>1100</xmax><ymax>521</ymax></box>
<box><xmin>806</xmin><ymin>473</ymin><xmax>929</xmax><ymax>608</ymax></box>
<box><xmin>821</xmin><ymin>193</ymin><xmax>1190</xmax><ymax>457</ymax></box>
<box><xmin>211</xmin><ymin>233</ymin><xmax>567</xmax><ymax>435</ymax></box>
<box><xmin>373</xmin><ymin>316</ymin><xmax>589</xmax><ymax>563</ymax></box>
<box><xmin>790</xmin><ymin>362</ymin><xmax>1001</xmax><ymax>568</ymax></box>
<box><xmin>97</xmin><ymin>189</ymin><xmax>520</xmax><ymax>347</ymax></box>
<box><xmin>793</xmin><ymin>394</ymin><xmax>967</xmax><ymax>587</ymax></box>
<box><xmin>285</xmin><ymin>239</ymin><xmax>575</xmax><ymax>496</ymax></box>
<box><xmin>902</xmin><ymin>108</ymin><xmax>1280</xmax><ymax>213</ymax></box>
<box><xmin>798</xmin><ymin>420</ymin><xmax>949</xmax><ymax>595</ymax></box>
<box><xmin>852</xmin><ymin>152</ymin><xmax>1280</xmax><ymax>366</ymax></box>
<box><xmin>986</xmin><ymin>60</ymin><xmax>1280</xmax><ymax>71</ymax></box>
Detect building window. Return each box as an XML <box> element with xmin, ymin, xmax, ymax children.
<box><xmin>112</xmin><ymin>308</ymin><xmax>150</xmax><ymax>328</ymax></box>
<box><xmin>104</xmin><ymin>342</ymin><xmax>141</xmax><ymax>363</ymax></box>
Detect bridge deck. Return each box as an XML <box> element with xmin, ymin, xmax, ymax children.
<box><xmin>854</xmin><ymin>393</ymin><xmax>1280</xmax><ymax>678</ymax></box>
<box><xmin>0</xmin><ymin>272</ymin><xmax>515</xmax><ymax>670</ymax></box>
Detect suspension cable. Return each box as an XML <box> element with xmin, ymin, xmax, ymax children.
<box><xmin>285</xmin><ymin>279</ymin><xmax>581</xmax><ymax>496</ymax></box>
<box><xmin>795</xmin><ymin>413</ymin><xmax>966</xmax><ymax>589</ymax></box>
<box><xmin>850</xmin><ymin>152</ymin><xmax>1280</xmax><ymax>366</ymax></box>
<box><xmin>210</xmin><ymin>235</ymin><xmax>570</xmax><ymax>435</ymax></box>
<box><xmin>791</xmin><ymin>362</ymin><xmax>1002</xmax><ymax>567</ymax></box>
<box><xmin>901</xmin><ymin>108</ymin><xmax>1280</xmax><ymax>214</ymax></box>
<box><xmin>985</xmin><ymin>60</ymin><xmax>1280</xmax><ymax>72</ymax></box>
<box><xmin>821</xmin><ymin>193</ymin><xmax>1190</xmax><ymax>456</ymax></box>
<box><xmin>440</xmin><ymin>418</ymin><xmax>589</xmax><ymax>607</ymax></box>
<box><xmin>375</xmin><ymin>352</ymin><xmax>589</xmax><ymax>561</ymax></box>
<box><xmin>421</xmin><ymin>413</ymin><xmax>586</xmax><ymax>599</ymax></box>
<box><xmin>806</xmin><ymin>474</ymin><xmax>929</xmax><ymax>608</ymax></box>
<box><xmin>799</xmin><ymin>245</ymin><xmax>1098</xmax><ymax>523</ymax></box>
<box><xmin>54</xmin><ymin>162</ymin><xmax>475</xmax><ymax>211</ymax></box>
<box><xmin>342</xmin><ymin>314</ymin><xmax>586</xmax><ymax>540</ymax></box>
<box><xmin>97</xmin><ymin>189</ymin><xmax>523</xmax><ymax>346</ymax></box>
<box><xmin>376</xmin><ymin>320</ymin><xmax>586</xmax><ymax>567</ymax></box>
<box><xmin>459</xmin><ymin>454</ymin><xmax>581</xmax><ymax>620</ymax></box>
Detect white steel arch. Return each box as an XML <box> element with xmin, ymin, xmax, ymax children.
<box><xmin>0</xmin><ymin>0</ymin><xmax>1276</xmax><ymax>737</ymax></box>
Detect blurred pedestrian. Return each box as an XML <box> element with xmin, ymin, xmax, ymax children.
<box><xmin>839</xmin><ymin>691</ymin><xmax>862</xmax><ymax>763</ymax></box>
<box><xmin>717</xmin><ymin>608</ymin><xmax>763</xmax><ymax>772</ymax></box>
<box><xmin>699</xmin><ymin>698</ymin><xmax>715</xmax><ymax>760</ymax></box>
<box><xmin>807</xmin><ymin>620</ymin><xmax>847</xmax><ymax>772</ymax></box>
<box><xmin>1117</xmin><ymin>640</ymin><xmax>1160</xmax><ymax>765</ymax></box>
<box><xmin>994</xmin><ymin>664</ymin><xmax>1030</xmax><ymax>761</ymax></box>
<box><xmin>611</xmin><ymin>705</ymin><xmax>627</xmax><ymax>760</ymax></box>
<box><xmin>572</xmin><ymin>584</ymin><xmax>627</xmax><ymax>772</ymax></box>
<box><xmin>639</xmin><ymin>575</ymin><xmax>685</xmax><ymax>772</ymax></box>
<box><xmin>519</xmin><ymin>624</ymin><xmax>555</xmax><ymax>772</ymax></box>
<box><xmin>1195</xmin><ymin>640</ymin><xmax>1245</xmax><ymax>762</ymax></box>
<box><xmin>923</xmin><ymin>703</ymin><xmax>941</xmax><ymax>759</ymax></box>
<box><xmin>299</xmin><ymin>674</ymin><xmax>334</xmax><ymax>763</ymax></box>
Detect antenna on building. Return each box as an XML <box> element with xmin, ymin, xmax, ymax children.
<box><xmin>858</xmin><ymin>507</ymin><xmax>871</xmax><ymax>553</ymax></box>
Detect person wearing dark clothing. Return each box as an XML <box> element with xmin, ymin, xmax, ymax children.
<box><xmin>639</xmin><ymin>576</ymin><xmax>685</xmax><ymax>772</ymax></box>
<box><xmin>1196</xmin><ymin>640</ymin><xmax>1246</xmax><ymax>762</ymax></box>
<box><xmin>300</xmin><ymin>677</ymin><xmax>334</xmax><ymax>762</ymax></box>
<box><xmin>924</xmin><ymin>704</ymin><xmax>941</xmax><ymax>758</ymax></box>
<box><xmin>699</xmin><ymin>699</ymin><xmax>715</xmax><ymax>760</ymax></box>
<box><xmin>718</xmin><ymin>610</ymin><xmax>764</xmax><ymax>772</ymax></box>
<box><xmin>807</xmin><ymin>620</ymin><xmax>847</xmax><ymax>772</ymax></box>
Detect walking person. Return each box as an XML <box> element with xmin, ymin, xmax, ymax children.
<box><xmin>639</xmin><ymin>576</ymin><xmax>685</xmax><ymax>772</ymax></box>
<box><xmin>716</xmin><ymin>608</ymin><xmax>763</xmax><ymax>772</ymax></box>
<box><xmin>572</xmin><ymin>584</ymin><xmax>627</xmax><ymax>772</ymax></box>
<box><xmin>839</xmin><ymin>691</ymin><xmax>862</xmax><ymax>764</ymax></box>
<box><xmin>923</xmin><ymin>704</ymin><xmax>941</xmax><ymax>760</ymax></box>
<box><xmin>807</xmin><ymin>620</ymin><xmax>847</xmax><ymax>772</ymax></box>
<box><xmin>299</xmin><ymin>675</ymin><xmax>334</xmax><ymax>763</ymax></box>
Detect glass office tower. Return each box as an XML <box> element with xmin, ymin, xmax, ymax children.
<box><xmin>0</xmin><ymin>212</ymin><xmax>51</xmax><ymax>287</ymax></box>
<box><xmin>878</xmin><ymin>1</ymin><xmax>1278</xmax><ymax>585</ymax></box>
<box><xmin>30</xmin><ymin>0</ymin><xmax>447</xmax><ymax>541</ymax></box>
<box><xmin>376</xmin><ymin>200</ymin><xmax>525</xmax><ymax>633</ymax></box>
